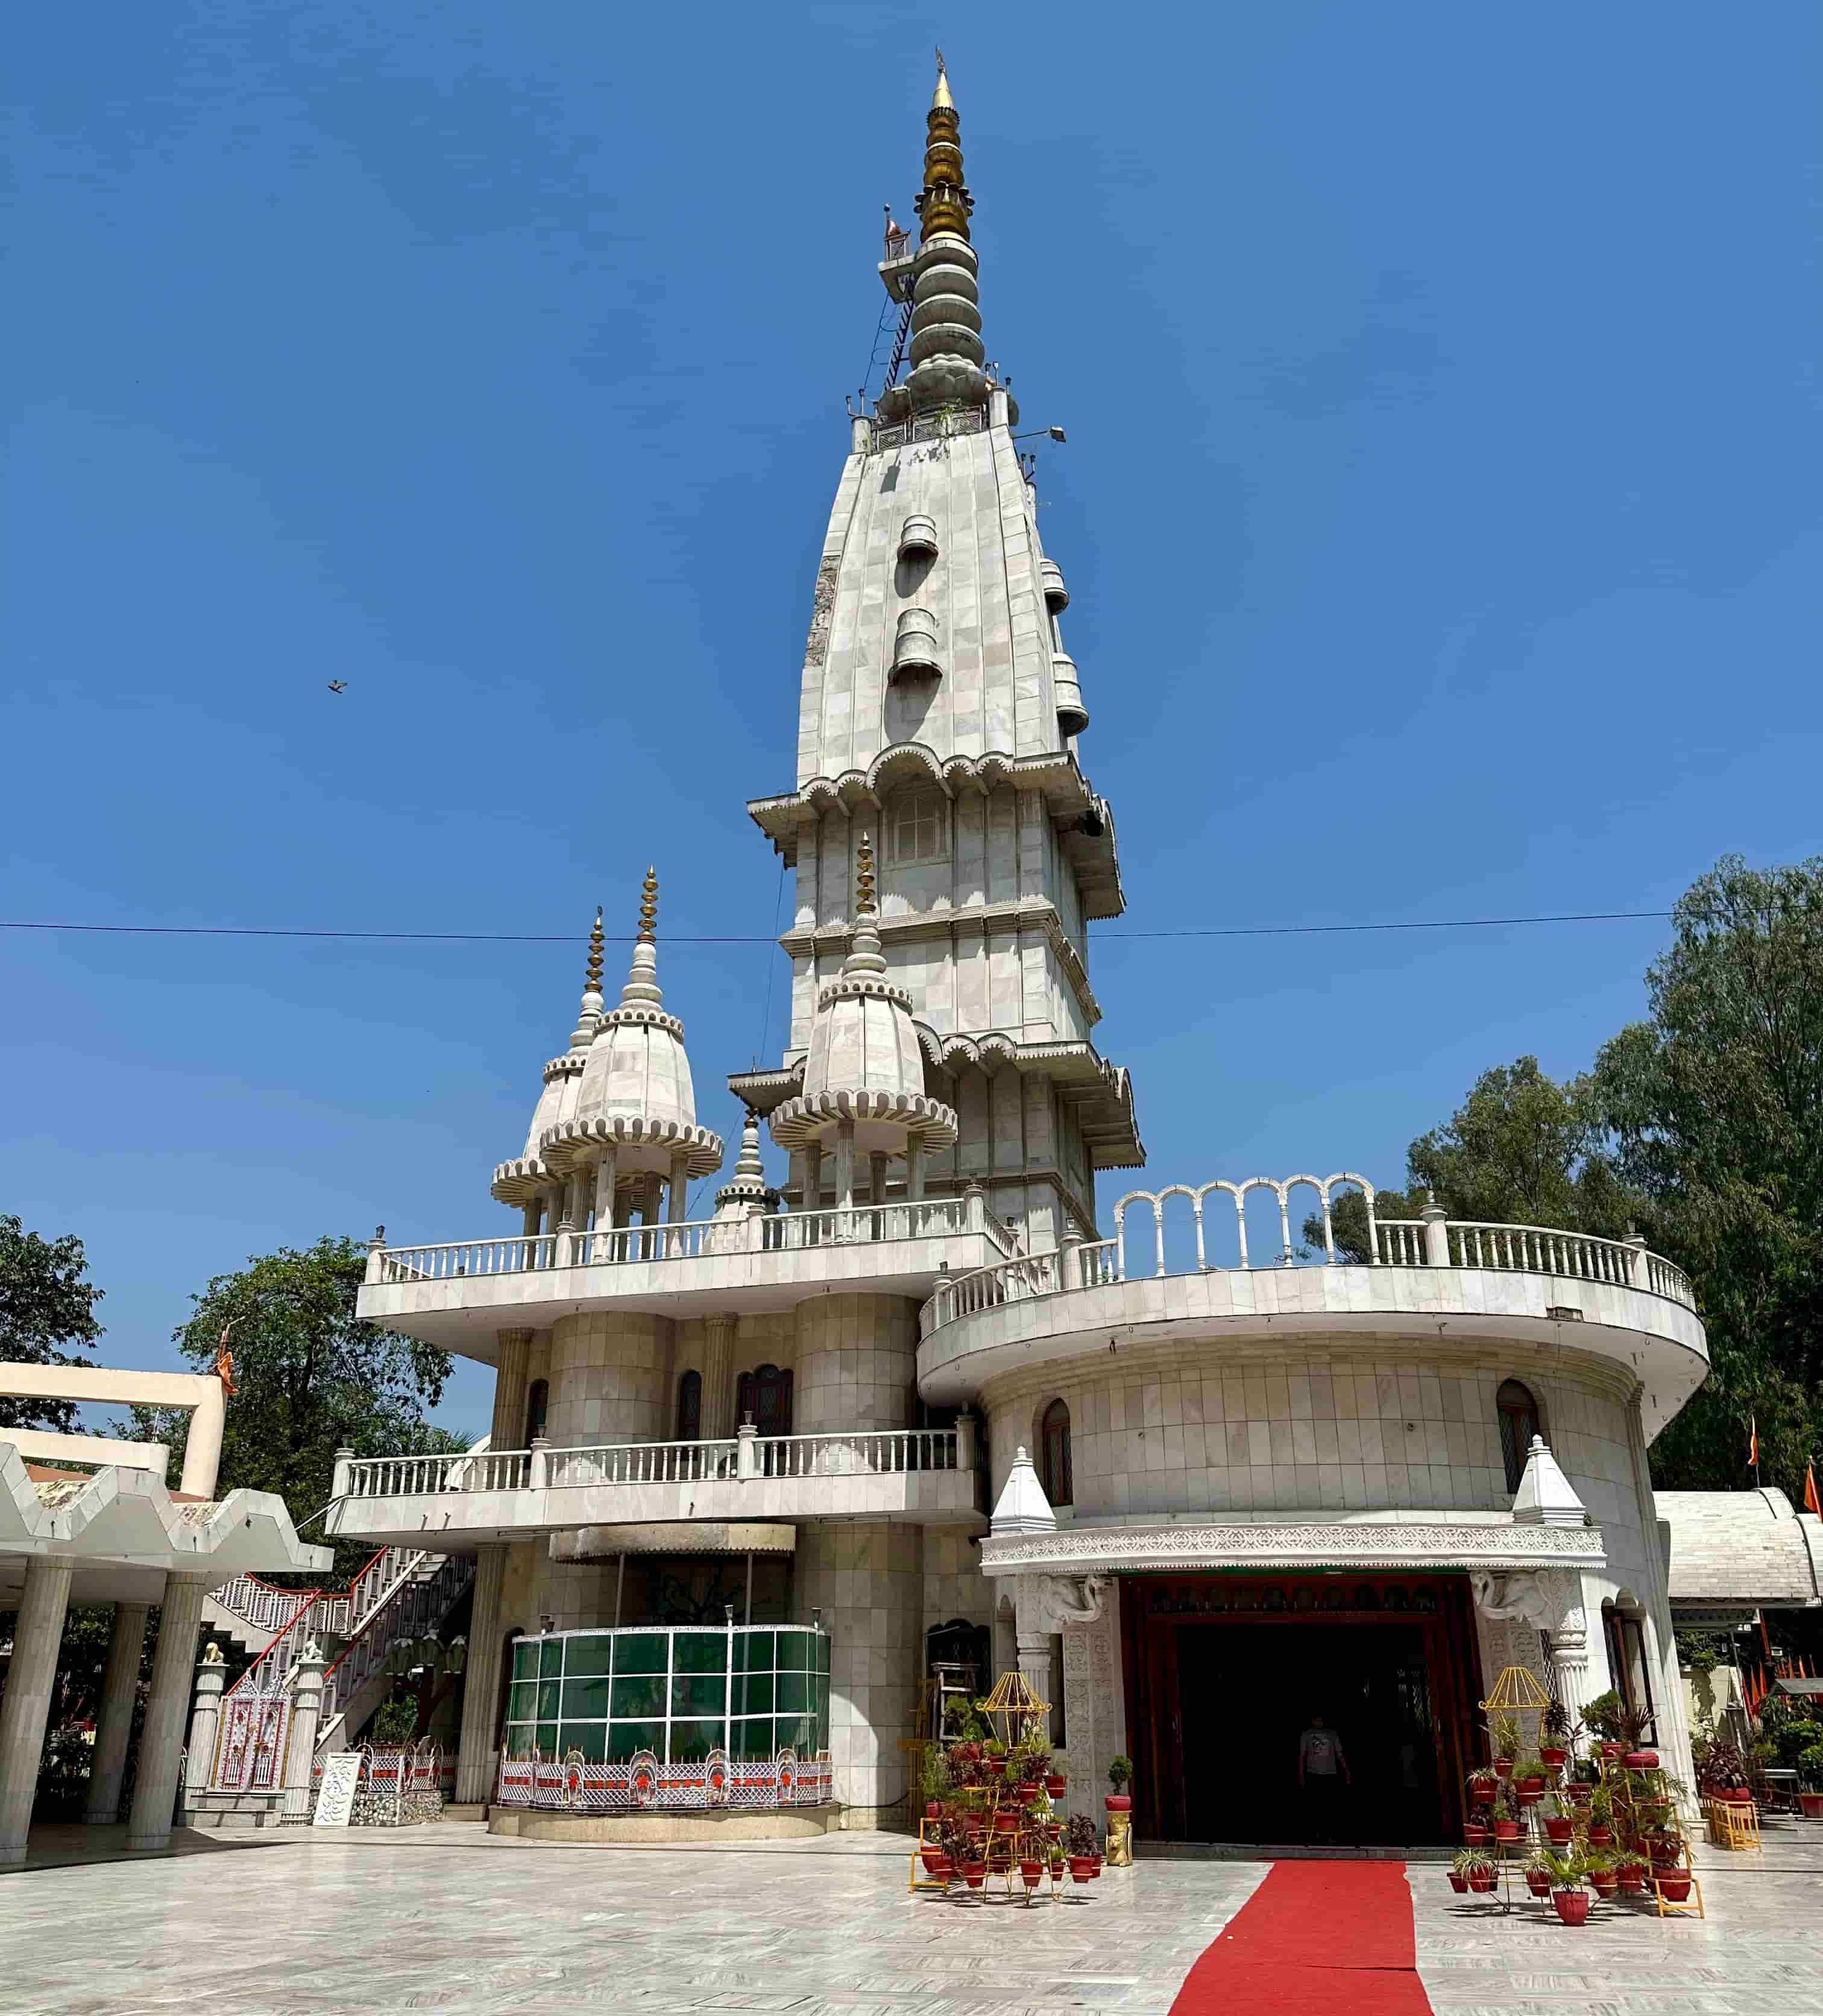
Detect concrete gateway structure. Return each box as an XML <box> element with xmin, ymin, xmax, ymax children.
<box><xmin>336</xmin><ymin>64</ymin><xmax>1711</xmax><ymax>1845</ymax></box>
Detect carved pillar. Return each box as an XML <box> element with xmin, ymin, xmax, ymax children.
<box><xmin>593</xmin><ymin>1143</ymin><xmax>620</xmax><ymax>1248</ymax></box>
<box><xmin>802</xmin><ymin>1142</ymin><xmax>823</xmax><ymax>1214</ymax></box>
<box><xmin>181</xmin><ymin>1645</ymin><xmax>227</xmax><ymax>1810</ymax></box>
<box><xmin>127</xmin><ymin>1572</ymin><xmax>209</xmax><ymax>1851</ymax></box>
<box><xmin>84</xmin><ymin>1600</ymin><xmax>150</xmax><ymax>1824</ymax></box>
<box><xmin>668</xmin><ymin>1147</ymin><xmax>691</xmax><ymax>1224</ymax></box>
<box><xmin>279</xmin><ymin>1641</ymin><xmax>328</xmax><ymax>1822</ymax></box>
<box><xmin>1546</xmin><ymin>1601</ymin><xmax>1593</xmax><ymax>1737</ymax></box>
<box><xmin>0</xmin><ymin>1557</ymin><xmax>74</xmax><ymax>1866</ymax></box>
<box><xmin>701</xmin><ymin>1314</ymin><xmax>737</xmax><ymax>1441</ymax></box>
<box><xmin>455</xmin><ymin>1546</ymin><xmax>508</xmax><ymax>1806</ymax></box>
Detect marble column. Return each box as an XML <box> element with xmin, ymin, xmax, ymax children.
<box><xmin>701</xmin><ymin>1314</ymin><xmax>737</xmax><ymax>1441</ymax></box>
<box><xmin>181</xmin><ymin>1647</ymin><xmax>227</xmax><ymax>1809</ymax></box>
<box><xmin>593</xmin><ymin>1144</ymin><xmax>620</xmax><ymax>1250</ymax></box>
<box><xmin>520</xmin><ymin>1200</ymin><xmax>541</xmax><ymax>1243</ymax></box>
<box><xmin>904</xmin><ymin>1133</ymin><xmax>925</xmax><ymax>1202</ymax></box>
<box><xmin>1547</xmin><ymin>1601</ymin><xmax>1595</xmax><ymax>1737</ymax></box>
<box><xmin>490</xmin><ymin>1328</ymin><xmax>533</xmax><ymax>1453</ymax></box>
<box><xmin>455</xmin><ymin>1546</ymin><xmax>508</xmax><ymax>1805</ymax></box>
<box><xmin>833</xmin><ymin>1121</ymin><xmax>855</xmax><ymax>1211</ymax></box>
<box><xmin>802</xmin><ymin>1142</ymin><xmax>823</xmax><ymax>1214</ymax></box>
<box><xmin>127</xmin><ymin>1572</ymin><xmax>208</xmax><ymax>1851</ymax></box>
<box><xmin>668</xmin><ymin>1147</ymin><xmax>691</xmax><ymax>1223</ymax></box>
<box><xmin>84</xmin><ymin>1601</ymin><xmax>150</xmax><ymax>1824</ymax></box>
<box><xmin>0</xmin><ymin>1557</ymin><xmax>74</xmax><ymax>1868</ymax></box>
<box><xmin>279</xmin><ymin>1642</ymin><xmax>328</xmax><ymax>1822</ymax></box>
<box><xmin>869</xmin><ymin>1151</ymin><xmax>889</xmax><ymax>1208</ymax></box>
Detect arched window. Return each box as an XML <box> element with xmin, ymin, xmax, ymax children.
<box><xmin>889</xmin><ymin>786</ymin><xmax>948</xmax><ymax>864</ymax></box>
<box><xmin>1040</xmin><ymin>1398</ymin><xmax>1072</xmax><ymax>1507</ymax></box>
<box><xmin>676</xmin><ymin>1369</ymin><xmax>702</xmax><ymax>1441</ymax></box>
<box><xmin>524</xmin><ymin>1379</ymin><xmax>549</xmax><ymax>1445</ymax></box>
<box><xmin>1496</xmin><ymin>1380</ymin><xmax>1540</xmax><ymax>1495</ymax></box>
<box><xmin>735</xmin><ymin>1364</ymin><xmax>793</xmax><ymax>1437</ymax></box>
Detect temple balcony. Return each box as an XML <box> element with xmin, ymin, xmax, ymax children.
<box><xmin>322</xmin><ymin>1424</ymin><xmax>984</xmax><ymax>1547</ymax></box>
<box><xmin>356</xmin><ymin>1196</ymin><xmax>1015</xmax><ymax>1358</ymax></box>
<box><xmin>916</xmin><ymin>1180</ymin><xmax>1709</xmax><ymax>1440</ymax></box>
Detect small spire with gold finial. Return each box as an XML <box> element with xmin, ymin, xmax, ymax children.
<box><xmin>617</xmin><ymin>867</ymin><xmax>664</xmax><ymax>1009</ymax></box>
<box><xmin>916</xmin><ymin>49</ymin><xmax>971</xmax><ymax>245</ymax></box>
<box><xmin>570</xmin><ymin>904</ymin><xmax>607</xmax><ymax>1050</ymax></box>
<box><xmin>637</xmin><ymin>866</ymin><xmax>658</xmax><ymax>943</ymax></box>
<box><xmin>840</xmin><ymin>832</ymin><xmax>888</xmax><ymax>979</ymax></box>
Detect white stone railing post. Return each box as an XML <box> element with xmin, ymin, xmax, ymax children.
<box><xmin>364</xmin><ymin>1226</ymin><xmax>386</xmax><ymax>1285</ymax></box>
<box><xmin>1622</xmin><ymin>1226</ymin><xmax>1649</xmax><ymax>1290</ymax></box>
<box><xmin>965</xmin><ymin>1180</ymin><xmax>985</xmax><ymax>1234</ymax></box>
<box><xmin>1059</xmin><ymin>1227</ymin><xmax>1083</xmax><ymax>1291</ymax></box>
<box><xmin>331</xmin><ymin>1446</ymin><xmax>354</xmax><ymax>1501</ymax></box>
<box><xmin>956</xmin><ymin>1411</ymin><xmax>977</xmax><ymax>1476</ymax></box>
<box><xmin>527</xmin><ymin>1436</ymin><xmax>550</xmax><ymax>1490</ymax></box>
<box><xmin>1422</xmin><ymin>1192</ymin><xmax>1451</xmax><ymax>1268</ymax></box>
<box><xmin>737</xmin><ymin>1421</ymin><xmax>758</xmax><ymax>1480</ymax></box>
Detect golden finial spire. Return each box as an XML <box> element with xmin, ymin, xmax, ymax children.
<box><xmin>585</xmin><ymin>906</ymin><xmax>605</xmax><ymax>991</ymax></box>
<box><xmin>637</xmin><ymin>866</ymin><xmax>658</xmax><ymax>943</ymax></box>
<box><xmin>917</xmin><ymin>51</ymin><xmax>970</xmax><ymax>244</ymax></box>
<box><xmin>932</xmin><ymin>48</ymin><xmax>953</xmax><ymax>110</ymax></box>
<box><xmin>855</xmin><ymin>831</ymin><xmax>877</xmax><ymax>917</ymax></box>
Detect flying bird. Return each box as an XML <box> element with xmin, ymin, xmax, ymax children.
<box><xmin>327</xmin><ymin>680</ymin><xmax>347</xmax><ymax>694</ymax></box>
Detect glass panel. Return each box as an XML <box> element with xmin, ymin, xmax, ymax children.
<box><xmin>562</xmin><ymin>1677</ymin><xmax>611</xmax><ymax>1719</ymax></box>
<box><xmin>674</xmin><ymin>1633</ymin><xmax>728</xmax><ymax>1675</ymax></box>
<box><xmin>508</xmin><ymin>1681</ymin><xmax>538</xmax><ymax>1723</ymax></box>
<box><xmin>776</xmin><ymin>1671</ymin><xmax>808</xmax><ymax>1713</ymax></box>
<box><xmin>729</xmin><ymin>1717</ymin><xmax>774</xmax><ymax>1761</ymax></box>
<box><xmin>733</xmin><ymin>1631</ymin><xmax>774</xmax><ymax>1674</ymax></box>
<box><xmin>538</xmin><ymin>1639</ymin><xmax>564</xmax><ymax>1679</ymax></box>
<box><xmin>512</xmin><ymin>1641</ymin><xmax>540</xmax><ymax>1683</ymax></box>
<box><xmin>611</xmin><ymin>1674</ymin><xmax>667</xmax><ymax>1720</ymax></box>
<box><xmin>565</xmin><ymin>1633</ymin><xmax>614</xmax><ymax>1676</ymax></box>
<box><xmin>536</xmin><ymin>1678</ymin><xmax>562</xmax><ymax>1721</ymax></box>
<box><xmin>776</xmin><ymin>1630</ymin><xmax>812</xmax><ymax>1671</ymax></box>
<box><xmin>614</xmin><ymin>1631</ymin><xmax>667</xmax><ymax>1674</ymax></box>
<box><xmin>561</xmin><ymin>1721</ymin><xmax>608</xmax><ymax>1762</ymax></box>
<box><xmin>776</xmin><ymin>1711</ymin><xmax>814</xmax><ymax>1753</ymax></box>
<box><xmin>729</xmin><ymin>1671</ymin><xmax>773</xmax><ymax>1716</ymax></box>
<box><xmin>672</xmin><ymin>1672</ymin><xmax>726</xmax><ymax>1718</ymax></box>
<box><xmin>606</xmin><ymin>1721</ymin><xmax>664</xmax><ymax>1763</ymax></box>
<box><xmin>671</xmin><ymin>1719</ymin><xmax>723</xmax><ymax>1763</ymax></box>
<box><xmin>534</xmin><ymin>1721</ymin><xmax>559</xmax><ymax>1756</ymax></box>
<box><xmin>503</xmin><ymin>1722</ymin><xmax>535</xmax><ymax>1757</ymax></box>
<box><xmin>816</xmin><ymin>1633</ymin><xmax>830</xmax><ymax>1674</ymax></box>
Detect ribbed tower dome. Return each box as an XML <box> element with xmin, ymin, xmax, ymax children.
<box><xmin>770</xmin><ymin>834</ymin><xmax>957</xmax><ymax>1159</ymax></box>
<box><xmin>543</xmin><ymin>868</ymin><xmax>724</xmax><ymax>1185</ymax></box>
<box><xmin>490</xmin><ymin>906</ymin><xmax>603</xmax><ymax>1208</ymax></box>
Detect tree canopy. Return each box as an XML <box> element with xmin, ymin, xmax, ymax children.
<box><xmin>0</xmin><ymin>1214</ymin><xmax>105</xmax><ymax>1431</ymax></box>
<box><xmin>1310</xmin><ymin>855</ymin><xmax>1823</xmax><ymax>1496</ymax></box>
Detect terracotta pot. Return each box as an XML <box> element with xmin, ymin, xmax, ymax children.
<box><xmin>1494</xmin><ymin>1821</ymin><xmax>1520</xmax><ymax>1842</ymax></box>
<box><xmin>1544</xmin><ymin>1817</ymin><xmax>1573</xmax><ymax>1845</ymax></box>
<box><xmin>1567</xmin><ymin>1784</ymin><xmax>1593</xmax><ymax>1807</ymax></box>
<box><xmin>1658</xmin><ymin>1872</ymin><xmax>1693</xmax><ymax>1903</ymax></box>
<box><xmin>1617</xmin><ymin>1868</ymin><xmax>1646</xmax><ymax>1894</ymax></box>
<box><xmin>1715</xmin><ymin>1786</ymin><xmax>1752</xmax><ymax>1805</ymax></box>
<box><xmin>1599</xmin><ymin>1741</ymin><xmax>1625</xmax><ymax>1760</ymax></box>
<box><xmin>1447</xmin><ymin>1872</ymin><xmax>1467</xmax><ymax>1893</ymax></box>
<box><xmin>1799</xmin><ymin>1792</ymin><xmax>1823</xmax><ymax>1819</ymax></box>
<box><xmin>1463</xmin><ymin>1824</ymin><xmax>1490</xmax><ymax>1845</ymax></box>
<box><xmin>1525</xmin><ymin>1871</ymin><xmax>1551</xmax><ymax>1896</ymax></box>
<box><xmin>1589</xmin><ymin>1871</ymin><xmax>1617</xmax><ymax>1897</ymax></box>
<box><xmin>1493</xmin><ymin>1758</ymin><xmax>1514</xmax><ymax>1777</ymax></box>
<box><xmin>1516</xmin><ymin>1774</ymin><xmax>1547</xmax><ymax>1795</ymax></box>
<box><xmin>1650</xmin><ymin>1840</ymin><xmax>1681</xmax><ymax>1865</ymax></box>
<box><xmin>925</xmin><ymin>1801</ymin><xmax>943</xmax><ymax>1819</ymax></box>
<box><xmin>1467</xmin><ymin>1873</ymin><xmax>1496</xmax><ymax>1893</ymax></box>
<box><xmin>1552</xmin><ymin>1889</ymin><xmax>1592</xmax><ymax>1926</ymax></box>
<box><xmin>986</xmin><ymin>1757</ymin><xmax>1006</xmax><ymax>1777</ymax></box>
<box><xmin>1540</xmin><ymin>1748</ymin><xmax>1568</xmax><ymax>1769</ymax></box>
<box><xmin>1470</xmin><ymin>1781</ymin><xmax>1496</xmax><ymax>1806</ymax></box>
<box><xmin>962</xmin><ymin>1861</ymin><xmax>986</xmax><ymax>1889</ymax></box>
<box><xmin>1047</xmin><ymin>1775</ymin><xmax>1067</xmax><ymax>1797</ymax></box>
<box><xmin>1105</xmin><ymin>1793</ymin><xmax>1132</xmax><ymax>1812</ymax></box>
<box><xmin>922</xmin><ymin>1854</ymin><xmax>952</xmax><ymax>1880</ymax></box>
<box><xmin>1020</xmin><ymin>1859</ymin><xmax>1044</xmax><ymax>1885</ymax></box>
<box><xmin>1624</xmin><ymin>1750</ymin><xmax>1658</xmax><ymax>1770</ymax></box>
<box><xmin>1068</xmin><ymin>1855</ymin><xmax>1096</xmax><ymax>1880</ymax></box>
<box><xmin>1587</xmin><ymin>1825</ymin><xmax>1613</xmax><ymax>1845</ymax></box>
<box><xmin>1516</xmin><ymin>1788</ymin><xmax>1543</xmax><ymax>1809</ymax></box>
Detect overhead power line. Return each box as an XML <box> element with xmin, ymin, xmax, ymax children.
<box><xmin>0</xmin><ymin>909</ymin><xmax>1680</xmax><ymax>948</ymax></box>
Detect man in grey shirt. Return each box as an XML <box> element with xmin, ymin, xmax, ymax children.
<box><xmin>1297</xmin><ymin>1714</ymin><xmax>1350</xmax><ymax>1844</ymax></box>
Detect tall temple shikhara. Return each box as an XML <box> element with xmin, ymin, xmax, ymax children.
<box><xmin>336</xmin><ymin>63</ymin><xmax>1716</xmax><ymax>1847</ymax></box>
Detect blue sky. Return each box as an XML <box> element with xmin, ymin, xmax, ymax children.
<box><xmin>6</xmin><ymin>5</ymin><xmax>1820</xmax><ymax>1440</ymax></box>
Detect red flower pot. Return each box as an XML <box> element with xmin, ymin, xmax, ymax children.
<box><xmin>1104</xmin><ymin>1794</ymin><xmax>1132</xmax><ymax>1812</ymax></box>
<box><xmin>1587</xmin><ymin>1825</ymin><xmax>1612</xmax><ymax>1846</ymax></box>
<box><xmin>1467</xmin><ymin>1873</ymin><xmax>1496</xmax><ymax>1893</ymax></box>
<box><xmin>986</xmin><ymin>1757</ymin><xmax>1006</xmax><ymax>1777</ymax></box>
<box><xmin>1447</xmin><ymin>1873</ymin><xmax>1467</xmax><ymax>1893</ymax></box>
<box><xmin>1798</xmin><ymin>1791</ymin><xmax>1823</xmax><ymax>1819</ymax></box>
<box><xmin>1047</xmin><ymin>1775</ymin><xmax>1067</xmax><ymax>1797</ymax></box>
<box><xmin>1516</xmin><ymin>1788</ymin><xmax>1543</xmax><ymax>1809</ymax></box>
<box><xmin>1716</xmin><ymin>1786</ymin><xmax>1752</xmax><ymax>1805</ymax></box>
<box><xmin>1470</xmin><ymin>1781</ymin><xmax>1496</xmax><ymax>1806</ymax></box>
<box><xmin>1493</xmin><ymin>1758</ymin><xmax>1513</xmax><ymax>1778</ymax></box>
<box><xmin>920</xmin><ymin>1851</ymin><xmax>949</xmax><ymax>1876</ymax></box>
<box><xmin>1463</xmin><ymin>1824</ymin><xmax>1490</xmax><ymax>1845</ymax></box>
<box><xmin>1020</xmin><ymin>1859</ymin><xmax>1044</xmax><ymax>1885</ymax></box>
<box><xmin>1657</xmin><ymin>1872</ymin><xmax>1693</xmax><ymax>1903</ymax></box>
<box><xmin>1494</xmin><ymin>1821</ymin><xmax>1520</xmax><ymax>1842</ymax></box>
<box><xmin>1552</xmin><ymin>1889</ymin><xmax>1592</xmax><ymax>1926</ymax></box>
<box><xmin>1625</xmin><ymin>1751</ymin><xmax>1659</xmax><ymax>1770</ymax></box>
<box><xmin>1516</xmin><ymin>1774</ymin><xmax>1546</xmax><ymax>1795</ymax></box>
<box><xmin>1544</xmin><ymin>1817</ymin><xmax>1573</xmax><ymax>1845</ymax></box>
<box><xmin>1590</xmin><ymin>1872</ymin><xmax>1617</xmax><ymax>1898</ymax></box>
<box><xmin>1525</xmin><ymin>1871</ymin><xmax>1551</xmax><ymax>1896</ymax></box>
<box><xmin>925</xmin><ymin>1801</ymin><xmax>943</xmax><ymax>1819</ymax></box>
<box><xmin>962</xmin><ymin>1860</ymin><xmax>986</xmax><ymax>1889</ymax></box>
<box><xmin>1649</xmin><ymin>1841</ymin><xmax>1681</xmax><ymax>1866</ymax></box>
<box><xmin>1068</xmin><ymin>1856</ymin><xmax>1095</xmax><ymax>1880</ymax></box>
<box><xmin>1599</xmin><ymin>1741</ymin><xmax>1625</xmax><ymax>1760</ymax></box>
<box><xmin>1567</xmin><ymin>1784</ymin><xmax>1593</xmax><ymax>1807</ymax></box>
<box><xmin>1540</xmin><ymin>1748</ymin><xmax>1568</xmax><ymax>1769</ymax></box>
<box><xmin>1617</xmin><ymin>1868</ymin><xmax>1646</xmax><ymax>1895</ymax></box>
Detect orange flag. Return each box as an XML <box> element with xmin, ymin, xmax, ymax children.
<box><xmin>1749</xmin><ymin>1417</ymin><xmax>1759</xmax><ymax>1468</ymax></box>
<box><xmin>1805</xmin><ymin>1461</ymin><xmax>1821</xmax><ymax>1518</ymax></box>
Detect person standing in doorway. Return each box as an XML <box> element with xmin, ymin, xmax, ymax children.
<box><xmin>1298</xmin><ymin>1713</ymin><xmax>1350</xmax><ymax>1844</ymax></box>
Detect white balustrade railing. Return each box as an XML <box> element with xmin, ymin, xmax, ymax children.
<box><xmin>218</xmin><ymin>1543</ymin><xmax>433</xmax><ymax>1702</ymax></box>
<box><xmin>917</xmin><ymin>1179</ymin><xmax>1698</xmax><ymax>1334</ymax></box>
<box><xmin>367</xmin><ymin>1194</ymin><xmax>1009</xmax><ymax>1289</ymax></box>
<box><xmin>341</xmin><ymin>1447</ymin><xmax>532</xmax><ymax>1499</ymax></box>
<box><xmin>338</xmin><ymin>1427</ymin><xmax>965</xmax><ymax>1501</ymax></box>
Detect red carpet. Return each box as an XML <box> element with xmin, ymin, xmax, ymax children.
<box><xmin>1168</xmin><ymin>1863</ymin><xmax>1433</xmax><ymax>2016</ymax></box>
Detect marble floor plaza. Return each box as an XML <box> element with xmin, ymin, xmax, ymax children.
<box><xmin>2</xmin><ymin>1824</ymin><xmax>1822</xmax><ymax>2015</ymax></box>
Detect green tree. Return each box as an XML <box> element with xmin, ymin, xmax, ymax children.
<box><xmin>118</xmin><ymin>1236</ymin><xmax>461</xmax><ymax>1567</ymax></box>
<box><xmin>1595</xmin><ymin>855</ymin><xmax>1823</xmax><ymax>1490</ymax></box>
<box><xmin>0</xmin><ymin>1214</ymin><xmax>105</xmax><ymax>1431</ymax></box>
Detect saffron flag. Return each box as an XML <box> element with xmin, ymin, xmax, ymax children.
<box><xmin>1749</xmin><ymin>1417</ymin><xmax>1759</xmax><ymax>1468</ymax></box>
<box><xmin>1805</xmin><ymin>1461</ymin><xmax>1821</xmax><ymax>1518</ymax></box>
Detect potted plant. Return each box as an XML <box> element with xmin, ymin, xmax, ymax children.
<box><xmin>1455</xmin><ymin>1848</ymin><xmax>1496</xmax><ymax>1894</ymax></box>
<box><xmin>919</xmin><ymin>1745</ymin><xmax>950</xmax><ymax>1821</ymax></box>
<box><xmin>1522</xmin><ymin>1853</ymin><xmax>1553</xmax><ymax>1898</ymax></box>
<box><xmin>1466</xmin><ymin>1767</ymin><xmax>1497</xmax><ymax>1808</ymax></box>
<box><xmin>984</xmin><ymin>1738</ymin><xmax>1008</xmax><ymax>1777</ymax></box>
<box><xmin>1585</xmin><ymin>1784</ymin><xmax>1614</xmax><ymax>1846</ymax></box>
<box><xmin>1490</xmin><ymin>1715</ymin><xmax>1520</xmax><ymax>1775</ymax></box>
<box><xmin>1513</xmin><ymin>1754</ymin><xmax>1548</xmax><ymax>1806</ymax></box>
<box><xmin>1798</xmin><ymin>1742</ymin><xmax>1823</xmax><ymax>1819</ymax></box>
<box><xmin>1542</xmin><ymin>1793</ymin><xmax>1575</xmax><ymax>1847</ymax></box>
<box><xmin>1462</xmin><ymin>1817</ymin><xmax>1491</xmax><ymax>1846</ymax></box>
<box><xmin>1447</xmin><ymin>1850</ymin><xmax>1485</xmax><ymax>1894</ymax></box>
<box><xmin>1584</xmin><ymin>1690</ymin><xmax>1627</xmax><ymax>1759</ymax></box>
<box><xmin>1106</xmin><ymin>1754</ymin><xmax>1134</xmax><ymax>1813</ymax></box>
<box><xmin>1492</xmin><ymin>1789</ymin><xmax>1522</xmax><ymax>1844</ymax></box>
<box><xmin>1584</xmin><ymin>1847</ymin><xmax>1619</xmax><ymax>1898</ymax></box>
<box><xmin>937</xmin><ymin>1820</ymin><xmax>975</xmax><ymax>1888</ymax></box>
<box><xmin>1066</xmin><ymin>1812</ymin><xmax>1101</xmax><ymax>1880</ymax></box>
<box><xmin>1614</xmin><ymin>1851</ymin><xmax>1650</xmax><ymax>1896</ymax></box>
<box><xmin>1540</xmin><ymin>1699</ymin><xmax>1579</xmax><ymax>1771</ymax></box>
<box><xmin>1655</xmin><ymin>1853</ymin><xmax>1693</xmax><ymax>1904</ymax></box>
<box><xmin>1695</xmin><ymin>1736</ymin><xmax>1752</xmax><ymax>1804</ymax></box>
<box><xmin>1538</xmin><ymin>1849</ymin><xmax>1591</xmax><ymax>1925</ymax></box>
<box><xmin>1045</xmin><ymin>1748</ymin><xmax>1070</xmax><ymax>1798</ymax></box>
<box><xmin>1617</xmin><ymin>1703</ymin><xmax>1658</xmax><ymax>1769</ymax></box>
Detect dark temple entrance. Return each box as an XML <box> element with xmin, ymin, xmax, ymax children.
<box><xmin>1121</xmin><ymin>1573</ymin><xmax>1483</xmax><ymax>1845</ymax></box>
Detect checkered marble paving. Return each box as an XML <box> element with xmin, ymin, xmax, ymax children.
<box><xmin>2</xmin><ymin>1819</ymin><xmax>1820</xmax><ymax>2015</ymax></box>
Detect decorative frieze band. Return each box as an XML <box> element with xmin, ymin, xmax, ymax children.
<box><xmin>980</xmin><ymin>1519</ymin><xmax>1605</xmax><ymax>1578</ymax></box>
